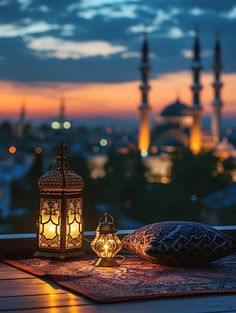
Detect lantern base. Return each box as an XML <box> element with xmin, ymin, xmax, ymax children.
<box><xmin>95</xmin><ymin>257</ymin><xmax>120</xmax><ymax>267</ymax></box>
<box><xmin>34</xmin><ymin>250</ymin><xmax>84</xmax><ymax>260</ymax></box>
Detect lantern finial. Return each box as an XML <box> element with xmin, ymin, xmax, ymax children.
<box><xmin>54</xmin><ymin>143</ymin><xmax>68</xmax><ymax>161</ymax></box>
<box><xmin>38</xmin><ymin>143</ymin><xmax>83</xmax><ymax>193</ymax></box>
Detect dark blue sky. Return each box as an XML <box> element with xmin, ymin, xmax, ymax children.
<box><xmin>0</xmin><ymin>0</ymin><xmax>236</xmax><ymax>83</ymax></box>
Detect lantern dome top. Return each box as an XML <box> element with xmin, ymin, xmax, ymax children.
<box><xmin>96</xmin><ymin>213</ymin><xmax>117</xmax><ymax>234</ymax></box>
<box><xmin>38</xmin><ymin>144</ymin><xmax>84</xmax><ymax>193</ymax></box>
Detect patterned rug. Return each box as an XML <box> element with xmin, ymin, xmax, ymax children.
<box><xmin>4</xmin><ymin>252</ymin><xmax>236</xmax><ymax>303</ymax></box>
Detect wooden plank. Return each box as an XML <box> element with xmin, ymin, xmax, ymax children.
<box><xmin>0</xmin><ymin>271</ymin><xmax>34</xmax><ymax>280</ymax></box>
<box><xmin>0</xmin><ymin>264</ymin><xmax>91</xmax><ymax>310</ymax></box>
<box><xmin>0</xmin><ymin>263</ymin><xmax>36</xmax><ymax>279</ymax></box>
<box><xmin>0</xmin><ymin>293</ymin><xmax>91</xmax><ymax>311</ymax></box>
<box><xmin>0</xmin><ymin>278</ymin><xmax>67</xmax><ymax>297</ymax></box>
<box><xmin>0</xmin><ymin>278</ymin><xmax>47</xmax><ymax>286</ymax></box>
<box><xmin>0</xmin><ymin>267</ymin><xmax>22</xmax><ymax>272</ymax></box>
<box><xmin>0</xmin><ymin>265</ymin><xmax>19</xmax><ymax>271</ymax></box>
<box><xmin>2</xmin><ymin>294</ymin><xmax>236</xmax><ymax>313</ymax></box>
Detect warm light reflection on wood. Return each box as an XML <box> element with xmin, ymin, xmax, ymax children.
<box><xmin>68</xmin><ymin>293</ymin><xmax>81</xmax><ymax>312</ymax></box>
<box><xmin>48</xmin><ymin>293</ymin><xmax>57</xmax><ymax>313</ymax></box>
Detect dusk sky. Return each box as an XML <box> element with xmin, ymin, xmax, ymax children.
<box><xmin>0</xmin><ymin>0</ymin><xmax>236</xmax><ymax>120</ymax></box>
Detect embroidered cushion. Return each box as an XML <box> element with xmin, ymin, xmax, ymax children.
<box><xmin>122</xmin><ymin>221</ymin><xmax>236</xmax><ymax>266</ymax></box>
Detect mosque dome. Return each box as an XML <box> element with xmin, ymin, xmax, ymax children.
<box><xmin>214</xmin><ymin>138</ymin><xmax>236</xmax><ymax>159</ymax></box>
<box><xmin>161</xmin><ymin>99</ymin><xmax>192</xmax><ymax>117</ymax></box>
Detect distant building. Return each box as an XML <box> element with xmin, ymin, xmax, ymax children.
<box><xmin>51</xmin><ymin>97</ymin><xmax>71</xmax><ymax>130</ymax></box>
<box><xmin>15</xmin><ymin>102</ymin><xmax>27</xmax><ymax>138</ymax></box>
<box><xmin>137</xmin><ymin>30</ymin><xmax>236</xmax><ymax>182</ymax></box>
<box><xmin>154</xmin><ymin>98</ymin><xmax>192</xmax><ymax>148</ymax></box>
<box><xmin>139</xmin><ymin>31</ymin><xmax>235</xmax><ymax>155</ymax></box>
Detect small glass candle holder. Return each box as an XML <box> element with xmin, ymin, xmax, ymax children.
<box><xmin>91</xmin><ymin>213</ymin><xmax>123</xmax><ymax>267</ymax></box>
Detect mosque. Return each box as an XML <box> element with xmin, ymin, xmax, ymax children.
<box><xmin>11</xmin><ymin>31</ymin><xmax>236</xmax><ymax>184</ymax></box>
<box><xmin>137</xmin><ymin>31</ymin><xmax>236</xmax><ymax>160</ymax></box>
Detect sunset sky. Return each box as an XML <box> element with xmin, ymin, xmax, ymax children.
<box><xmin>0</xmin><ymin>0</ymin><xmax>236</xmax><ymax>121</ymax></box>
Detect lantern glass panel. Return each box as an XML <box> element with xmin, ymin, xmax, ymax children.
<box><xmin>38</xmin><ymin>198</ymin><xmax>61</xmax><ymax>248</ymax></box>
<box><xmin>66</xmin><ymin>198</ymin><xmax>83</xmax><ymax>248</ymax></box>
<box><xmin>92</xmin><ymin>233</ymin><xmax>122</xmax><ymax>258</ymax></box>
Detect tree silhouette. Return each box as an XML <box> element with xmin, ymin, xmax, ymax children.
<box><xmin>171</xmin><ymin>148</ymin><xmax>232</xmax><ymax>197</ymax></box>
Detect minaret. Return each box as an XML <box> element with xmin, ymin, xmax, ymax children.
<box><xmin>15</xmin><ymin>101</ymin><xmax>26</xmax><ymax>138</ymax></box>
<box><xmin>138</xmin><ymin>33</ymin><xmax>151</xmax><ymax>157</ymax></box>
<box><xmin>20</xmin><ymin>102</ymin><xmax>26</xmax><ymax>124</ymax></box>
<box><xmin>59</xmin><ymin>97</ymin><xmax>65</xmax><ymax>127</ymax></box>
<box><xmin>51</xmin><ymin>97</ymin><xmax>71</xmax><ymax>130</ymax></box>
<box><xmin>189</xmin><ymin>29</ymin><xmax>203</xmax><ymax>154</ymax></box>
<box><xmin>211</xmin><ymin>34</ymin><xmax>223</xmax><ymax>143</ymax></box>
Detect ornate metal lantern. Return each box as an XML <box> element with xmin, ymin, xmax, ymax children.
<box><xmin>91</xmin><ymin>213</ymin><xmax>122</xmax><ymax>267</ymax></box>
<box><xmin>35</xmin><ymin>144</ymin><xmax>84</xmax><ymax>259</ymax></box>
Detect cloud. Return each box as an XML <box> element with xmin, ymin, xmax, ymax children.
<box><xmin>180</xmin><ymin>1</ymin><xmax>236</xmax><ymax>12</ymax></box>
<box><xmin>0</xmin><ymin>0</ymin><xmax>235</xmax><ymax>84</ymax></box>
<box><xmin>121</xmin><ymin>51</ymin><xmax>140</xmax><ymax>58</ymax></box>
<box><xmin>0</xmin><ymin>22</ymin><xmax>59</xmax><ymax>37</ymax></box>
<box><xmin>181</xmin><ymin>49</ymin><xmax>212</xmax><ymax>59</ymax></box>
<box><xmin>128</xmin><ymin>24</ymin><xmax>146</xmax><ymax>33</ymax></box>
<box><xmin>78</xmin><ymin>5</ymin><xmax>137</xmax><ymax>20</ymax></box>
<box><xmin>68</xmin><ymin>0</ymin><xmax>138</xmax><ymax>11</ymax></box>
<box><xmin>190</xmin><ymin>8</ymin><xmax>206</xmax><ymax>16</ymax></box>
<box><xmin>0</xmin><ymin>0</ymin><xmax>10</xmax><ymax>6</ymax></box>
<box><xmin>166</xmin><ymin>27</ymin><xmax>185</xmax><ymax>39</ymax></box>
<box><xmin>222</xmin><ymin>6</ymin><xmax>236</xmax><ymax>19</ymax></box>
<box><xmin>128</xmin><ymin>8</ymin><xmax>181</xmax><ymax>34</ymax></box>
<box><xmin>181</xmin><ymin>49</ymin><xmax>193</xmax><ymax>58</ymax></box>
<box><xmin>38</xmin><ymin>5</ymin><xmax>50</xmax><ymax>13</ymax></box>
<box><xmin>26</xmin><ymin>36</ymin><xmax>127</xmax><ymax>59</ymax></box>
<box><xmin>156</xmin><ymin>27</ymin><xmax>193</xmax><ymax>40</ymax></box>
<box><xmin>61</xmin><ymin>24</ymin><xmax>75</xmax><ymax>36</ymax></box>
<box><xmin>67</xmin><ymin>0</ymin><xmax>140</xmax><ymax>23</ymax></box>
<box><xmin>18</xmin><ymin>0</ymin><xmax>32</xmax><ymax>11</ymax></box>
<box><xmin>121</xmin><ymin>51</ymin><xmax>156</xmax><ymax>59</ymax></box>
<box><xmin>153</xmin><ymin>8</ymin><xmax>181</xmax><ymax>27</ymax></box>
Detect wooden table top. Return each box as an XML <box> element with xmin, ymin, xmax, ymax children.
<box><xmin>1</xmin><ymin>261</ymin><xmax>236</xmax><ymax>313</ymax></box>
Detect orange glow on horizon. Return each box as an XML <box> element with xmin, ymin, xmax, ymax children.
<box><xmin>0</xmin><ymin>71</ymin><xmax>236</xmax><ymax>119</ymax></box>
